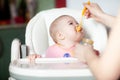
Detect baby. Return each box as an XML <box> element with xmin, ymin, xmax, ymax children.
<box><xmin>45</xmin><ymin>15</ymin><xmax>84</xmax><ymax>58</ymax></box>
<box><xmin>28</xmin><ymin>15</ymin><xmax>99</xmax><ymax>62</ymax></box>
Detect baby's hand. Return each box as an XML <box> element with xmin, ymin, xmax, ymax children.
<box><xmin>27</xmin><ymin>54</ymin><xmax>41</xmax><ymax>62</ymax></box>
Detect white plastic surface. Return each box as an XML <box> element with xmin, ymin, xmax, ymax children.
<box><xmin>11</xmin><ymin>38</ymin><xmax>21</xmax><ymax>62</ymax></box>
<box><xmin>9</xmin><ymin>58</ymin><xmax>94</xmax><ymax>80</ymax></box>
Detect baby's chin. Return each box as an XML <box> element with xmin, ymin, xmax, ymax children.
<box><xmin>78</xmin><ymin>34</ymin><xmax>84</xmax><ymax>39</ymax></box>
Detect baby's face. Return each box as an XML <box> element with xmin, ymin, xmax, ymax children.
<box><xmin>58</xmin><ymin>16</ymin><xmax>84</xmax><ymax>42</ymax></box>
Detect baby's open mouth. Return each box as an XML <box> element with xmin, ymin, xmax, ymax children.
<box><xmin>76</xmin><ymin>25</ymin><xmax>82</xmax><ymax>32</ymax></box>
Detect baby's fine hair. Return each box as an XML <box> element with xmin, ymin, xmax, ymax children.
<box><xmin>49</xmin><ymin>15</ymin><xmax>73</xmax><ymax>43</ymax></box>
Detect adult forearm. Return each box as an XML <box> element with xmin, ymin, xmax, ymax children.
<box><xmin>85</xmin><ymin>54</ymin><xmax>118</xmax><ymax>80</ymax></box>
<box><xmin>99</xmin><ymin>13</ymin><xmax>115</xmax><ymax>28</ymax></box>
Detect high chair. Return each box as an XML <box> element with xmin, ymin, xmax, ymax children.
<box><xmin>9</xmin><ymin>8</ymin><xmax>107</xmax><ymax>80</ymax></box>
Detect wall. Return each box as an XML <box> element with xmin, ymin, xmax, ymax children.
<box><xmin>0</xmin><ymin>26</ymin><xmax>26</xmax><ymax>80</ymax></box>
<box><xmin>66</xmin><ymin>0</ymin><xmax>120</xmax><ymax>16</ymax></box>
<box><xmin>37</xmin><ymin>0</ymin><xmax>55</xmax><ymax>12</ymax></box>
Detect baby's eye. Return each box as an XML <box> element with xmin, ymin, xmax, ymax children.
<box><xmin>69</xmin><ymin>22</ymin><xmax>73</xmax><ymax>25</ymax></box>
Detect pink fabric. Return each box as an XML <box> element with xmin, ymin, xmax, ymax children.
<box><xmin>45</xmin><ymin>44</ymin><xmax>74</xmax><ymax>58</ymax></box>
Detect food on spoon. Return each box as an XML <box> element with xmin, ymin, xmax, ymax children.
<box><xmin>82</xmin><ymin>0</ymin><xmax>90</xmax><ymax>16</ymax></box>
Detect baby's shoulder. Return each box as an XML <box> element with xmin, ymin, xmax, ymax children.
<box><xmin>46</xmin><ymin>44</ymin><xmax>61</xmax><ymax>55</ymax></box>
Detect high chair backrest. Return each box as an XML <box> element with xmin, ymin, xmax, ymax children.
<box><xmin>25</xmin><ymin>8</ymin><xmax>107</xmax><ymax>55</ymax></box>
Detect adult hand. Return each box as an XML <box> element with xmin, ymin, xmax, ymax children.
<box><xmin>83</xmin><ymin>3</ymin><xmax>104</xmax><ymax>22</ymax></box>
<box><xmin>74</xmin><ymin>44</ymin><xmax>96</xmax><ymax>63</ymax></box>
<box><xmin>83</xmin><ymin>2</ymin><xmax>115</xmax><ymax>28</ymax></box>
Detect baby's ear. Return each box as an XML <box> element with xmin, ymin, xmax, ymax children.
<box><xmin>56</xmin><ymin>32</ymin><xmax>65</xmax><ymax>40</ymax></box>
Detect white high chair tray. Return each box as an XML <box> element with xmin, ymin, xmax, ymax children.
<box><xmin>9</xmin><ymin>58</ymin><xmax>94</xmax><ymax>80</ymax></box>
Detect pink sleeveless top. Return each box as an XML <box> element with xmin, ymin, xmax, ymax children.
<box><xmin>45</xmin><ymin>44</ymin><xmax>75</xmax><ymax>58</ymax></box>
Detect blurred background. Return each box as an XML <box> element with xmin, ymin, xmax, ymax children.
<box><xmin>0</xmin><ymin>0</ymin><xmax>119</xmax><ymax>26</ymax></box>
<box><xmin>0</xmin><ymin>0</ymin><xmax>53</xmax><ymax>25</ymax></box>
<box><xmin>0</xmin><ymin>0</ymin><xmax>119</xmax><ymax>80</ymax></box>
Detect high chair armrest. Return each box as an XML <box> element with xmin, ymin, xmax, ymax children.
<box><xmin>11</xmin><ymin>38</ymin><xmax>21</xmax><ymax>62</ymax></box>
<box><xmin>11</xmin><ymin>38</ymin><xmax>29</xmax><ymax>62</ymax></box>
